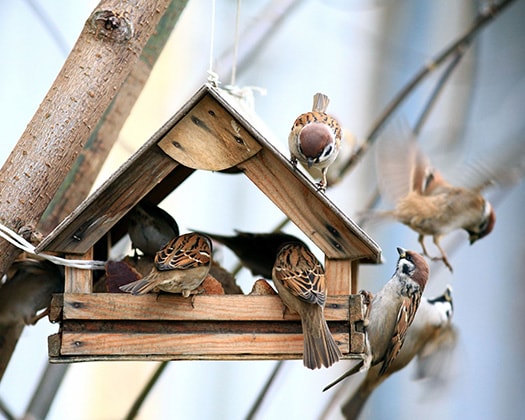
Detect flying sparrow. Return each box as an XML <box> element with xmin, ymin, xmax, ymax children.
<box><xmin>323</xmin><ymin>247</ymin><xmax>429</xmax><ymax>390</ymax></box>
<box><xmin>195</xmin><ymin>230</ymin><xmax>304</xmax><ymax>279</ymax></box>
<box><xmin>119</xmin><ymin>232</ymin><xmax>212</xmax><ymax>297</ymax></box>
<box><xmin>0</xmin><ymin>259</ymin><xmax>64</xmax><ymax>326</ymax></box>
<box><xmin>340</xmin><ymin>286</ymin><xmax>455</xmax><ymax>419</ymax></box>
<box><xmin>272</xmin><ymin>242</ymin><xmax>342</xmax><ymax>369</ymax></box>
<box><xmin>127</xmin><ymin>200</ymin><xmax>179</xmax><ymax>257</ymax></box>
<box><xmin>288</xmin><ymin>92</ymin><xmax>342</xmax><ymax>192</ymax></box>
<box><xmin>375</xmin><ymin>125</ymin><xmax>495</xmax><ymax>271</ymax></box>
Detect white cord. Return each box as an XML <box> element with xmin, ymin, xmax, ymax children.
<box><xmin>230</xmin><ymin>0</ymin><xmax>242</xmax><ymax>86</ymax></box>
<box><xmin>207</xmin><ymin>0</ymin><xmax>220</xmax><ymax>86</ymax></box>
<box><xmin>0</xmin><ymin>223</ymin><xmax>105</xmax><ymax>270</ymax></box>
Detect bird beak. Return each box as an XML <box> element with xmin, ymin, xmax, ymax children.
<box><xmin>397</xmin><ymin>247</ymin><xmax>406</xmax><ymax>258</ymax></box>
<box><xmin>468</xmin><ymin>233</ymin><xmax>478</xmax><ymax>245</ymax></box>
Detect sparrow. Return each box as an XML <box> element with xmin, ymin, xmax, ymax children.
<box><xmin>119</xmin><ymin>232</ymin><xmax>212</xmax><ymax>297</ymax></box>
<box><xmin>323</xmin><ymin>247</ymin><xmax>429</xmax><ymax>390</ymax></box>
<box><xmin>375</xmin><ymin>125</ymin><xmax>495</xmax><ymax>271</ymax></box>
<box><xmin>195</xmin><ymin>230</ymin><xmax>304</xmax><ymax>279</ymax></box>
<box><xmin>288</xmin><ymin>92</ymin><xmax>342</xmax><ymax>192</ymax></box>
<box><xmin>272</xmin><ymin>242</ymin><xmax>342</xmax><ymax>369</ymax></box>
<box><xmin>340</xmin><ymin>286</ymin><xmax>455</xmax><ymax>419</ymax></box>
<box><xmin>0</xmin><ymin>259</ymin><xmax>64</xmax><ymax>326</ymax></box>
<box><xmin>127</xmin><ymin>200</ymin><xmax>179</xmax><ymax>256</ymax></box>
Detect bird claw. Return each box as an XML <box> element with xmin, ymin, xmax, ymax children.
<box><xmin>431</xmin><ymin>256</ymin><xmax>454</xmax><ymax>272</ymax></box>
<box><xmin>316</xmin><ymin>181</ymin><xmax>327</xmax><ymax>193</ymax></box>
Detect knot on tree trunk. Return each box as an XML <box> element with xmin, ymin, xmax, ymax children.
<box><xmin>91</xmin><ymin>10</ymin><xmax>134</xmax><ymax>42</ymax></box>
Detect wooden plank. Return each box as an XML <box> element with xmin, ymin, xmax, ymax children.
<box><xmin>58</xmin><ymin>331</ymin><xmax>349</xmax><ymax>356</ymax></box>
<box><xmin>158</xmin><ymin>94</ymin><xmax>262</xmax><ymax>171</ymax></box>
<box><xmin>349</xmin><ymin>294</ymin><xmax>366</xmax><ymax>354</ymax></box>
<box><xmin>351</xmin><ymin>260</ymin><xmax>360</xmax><ymax>294</ymax></box>
<box><xmin>64</xmin><ymin>250</ymin><xmax>93</xmax><ymax>293</ymax></box>
<box><xmin>50</xmin><ymin>353</ymin><xmax>365</xmax><ymax>363</ymax></box>
<box><xmin>324</xmin><ymin>258</ymin><xmax>352</xmax><ymax>295</ymax></box>
<box><xmin>237</xmin><ymin>147</ymin><xmax>379</xmax><ymax>261</ymax></box>
<box><xmin>36</xmin><ymin>146</ymin><xmax>184</xmax><ymax>254</ymax></box>
<box><xmin>61</xmin><ymin>294</ymin><xmax>351</xmax><ymax>321</ymax></box>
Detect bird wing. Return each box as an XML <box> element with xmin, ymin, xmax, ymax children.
<box><xmin>379</xmin><ymin>292</ymin><xmax>421</xmax><ymax>376</ymax></box>
<box><xmin>273</xmin><ymin>245</ymin><xmax>326</xmax><ymax>306</ymax></box>
<box><xmin>375</xmin><ymin>120</ymin><xmax>419</xmax><ymax>204</ymax></box>
<box><xmin>155</xmin><ymin>233</ymin><xmax>211</xmax><ymax>271</ymax></box>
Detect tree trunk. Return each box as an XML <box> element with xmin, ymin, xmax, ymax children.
<box><xmin>0</xmin><ymin>0</ymin><xmax>171</xmax><ymax>274</ymax></box>
<box><xmin>0</xmin><ymin>0</ymin><xmax>182</xmax><ymax>381</ymax></box>
<box><xmin>39</xmin><ymin>0</ymin><xmax>189</xmax><ymax>234</ymax></box>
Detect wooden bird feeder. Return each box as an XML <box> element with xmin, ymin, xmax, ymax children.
<box><xmin>38</xmin><ymin>84</ymin><xmax>382</xmax><ymax>363</ymax></box>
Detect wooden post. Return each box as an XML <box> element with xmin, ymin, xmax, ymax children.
<box><xmin>324</xmin><ymin>258</ymin><xmax>352</xmax><ymax>295</ymax></box>
<box><xmin>64</xmin><ymin>249</ymin><xmax>94</xmax><ymax>293</ymax></box>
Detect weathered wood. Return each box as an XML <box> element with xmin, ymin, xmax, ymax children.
<box><xmin>237</xmin><ymin>146</ymin><xmax>378</xmax><ymax>260</ymax></box>
<box><xmin>158</xmin><ymin>95</ymin><xmax>262</xmax><ymax>170</ymax></box>
<box><xmin>50</xmin><ymin>353</ymin><xmax>365</xmax><ymax>363</ymax></box>
<box><xmin>349</xmin><ymin>294</ymin><xmax>367</xmax><ymax>354</ymax></box>
<box><xmin>37</xmin><ymin>84</ymin><xmax>381</xmax><ymax>265</ymax></box>
<box><xmin>324</xmin><ymin>258</ymin><xmax>352</xmax><ymax>295</ymax></box>
<box><xmin>58</xmin><ymin>331</ymin><xmax>349</xmax><ymax>356</ymax></box>
<box><xmin>60</xmin><ymin>294</ymin><xmax>350</xmax><ymax>321</ymax></box>
<box><xmin>49</xmin><ymin>294</ymin><xmax>64</xmax><ymax>322</ymax></box>
<box><xmin>64</xmin><ymin>251</ymin><xmax>94</xmax><ymax>293</ymax></box>
<box><xmin>35</xmin><ymin>146</ymin><xmax>186</xmax><ymax>254</ymax></box>
<box><xmin>0</xmin><ymin>0</ymin><xmax>172</xmax><ymax>274</ymax></box>
<box><xmin>351</xmin><ymin>260</ymin><xmax>360</xmax><ymax>294</ymax></box>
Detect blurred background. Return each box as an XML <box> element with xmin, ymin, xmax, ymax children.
<box><xmin>1</xmin><ymin>0</ymin><xmax>524</xmax><ymax>419</ymax></box>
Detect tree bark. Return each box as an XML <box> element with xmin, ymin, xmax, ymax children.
<box><xmin>0</xmin><ymin>0</ymin><xmax>171</xmax><ymax>274</ymax></box>
<box><xmin>0</xmin><ymin>0</ymin><xmax>183</xmax><ymax>381</ymax></box>
<box><xmin>39</xmin><ymin>0</ymin><xmax>189</xmax><ymax>235</ymax></box>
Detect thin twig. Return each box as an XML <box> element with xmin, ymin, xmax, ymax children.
<box><xmin>124</xmin><ymin>361</ymin><xmax>169</xmax><ymax>420</ymax></box>
<box><xmin>269</xmin><ymin>0</ymin><xmax>516</xmax><ymax>236</ymax></box>
<box><xmin>244</xmin><ymin>361</ymin><xmax>285</xmax><ymax>420</ymax></box>
<box><xmin>23</xmin><ymin>363</ymin><xmax>69</xmax><ymax>420</ymax></box>
<box><xmin>322</xmin><ymin>32</ymin><xmax>508</xmax><ymax>419</ymax></box>
<box><xmin>0</xmin><ymin>397</ymin><xmax>15</xmax><ymax>420</ymax></box>
<box><xmin>337</xmin><ymin>0</ymin><xmax>517</xmax><ymax>178</ymax></box>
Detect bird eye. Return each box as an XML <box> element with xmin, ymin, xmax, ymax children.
<box><xmin>478</xmin><ymin>218</ymin><xmax>489</xmax><ymax>232</ymax></box>
<box><xmin>322</xmin><ymin>145</ymin><xmax>333</xmax><ymax>157</ymax></box>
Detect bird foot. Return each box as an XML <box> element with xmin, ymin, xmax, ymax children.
<box><xmin>430</xmin><ymin>256</ymin><xmax>454</xmax><ymax>273</ymax></box>
<box><xmin>316</xmin><ymin>182</ymin><xmax>327</xmax><ymax>193</ymax></box>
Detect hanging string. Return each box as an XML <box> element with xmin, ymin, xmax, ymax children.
<box><xmin>207</xmin><ymin>0</ymin><xmax>220</xmax><ymax>86</ymax></box>
<box><xmin>230</xmin><ymin>0</ymin><xmax>242</xmax><ymax>86</ymax></box>
<box><xmin>207</xmin><ymin>0</ymin><xmax>266</xmax><ymax>109</ymax></box>
<box><xmin>0</xmin><ymin>223</ymin><xmax>106</xmax><ymax>270</ymax></box>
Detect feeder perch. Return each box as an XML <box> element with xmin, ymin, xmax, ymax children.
<box><xmin>37</xmin><ymin>84</ymin><xmax>382</xmax><ymax>363</ymax></box>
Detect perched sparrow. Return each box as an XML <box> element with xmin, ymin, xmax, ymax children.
<box><xmin>340</xmin><ymin>286</ymin><xmax>455</xmax><ymax>419</ymax></box>
<box><xmin>127</xmin><ymin>200</ymin><xmax>179</xmax><ymax>256</ymax></box>
<box><xmin>375</xmin><ymin>125</ymin><xmax>495</xmax><ymax>271</ymax></box>
<box><xmin>272</xmin><ymin>242</ymin><xmax>342</xmax><ymax>369</ymax></box>
<box><xmin>196</xmin><ymin>230</ymin><xmax>304</xmax><ymax>279</ymax></box>
<box><xmin>0</xmin><ymin>259</ymin><xmax>64</xmax><ymax>326</ymax></box>
<box><xmin>288</xmin><ymin>92</ymin><xmax>342</xmax><ymax>192</ymax></box>
<box><xmin>119</xmin><ymin>232</ymin><xmax>212</xmax><ymax>297</ymax></box>
<box><xmin>324</xmin><ymin>247</ymin><xmax>429</xmax><ymax>390</ymax></box>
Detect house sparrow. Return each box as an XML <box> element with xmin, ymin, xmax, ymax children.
<box><xmin>195</xmin><ymin>230</ymin><xmax>304</xmax><ymax>279</ymax></box>
<box><xmin>0</xmin><ymin>259</ymin><xmax>64</xmax><ymax>326</ymax></box>
<box><xmin>375</xmin><ymin>125</ymin><xmax>495</xmax><ymax>271</ymax></box>
<box><xmin>127</xmin><ymin>200</ymin><xmax>179</xmax><ymax>256</ymax></box>
<box><xmin>272</xmin><ymin>242</ymin><xmax>342</xmax><ymax>369</ymax></box>
<box><xmin>323</xmin><ymin>247</ymin><xmax>429</xmax><ymax>390</ymax></box>
<box><xmin>119</xmin><ymin>232</ymin><xmax>212</xmax><ymax>297</ymax></box>
<box><xmin>288</xmin><ymin>92</ymin><xmax>342</xmax><ymax>192</ymax></box>
<box><xmin>340</xmin><ymin>286</ymin><xmax>455</xmax><ymax>419</ymax></box>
